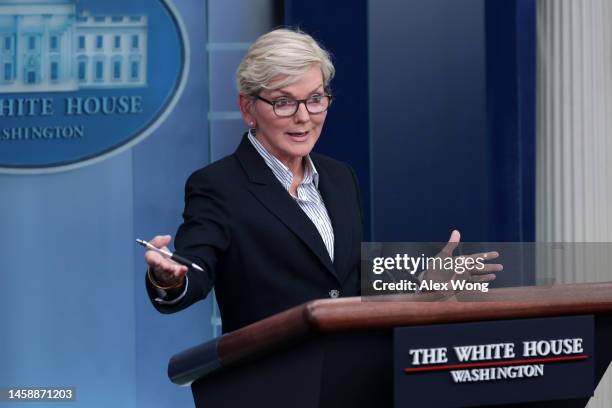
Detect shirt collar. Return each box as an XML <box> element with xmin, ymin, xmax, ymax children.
<box><xmin>247</xmin><ymin>129</ymin><xmax>319</xmax><ymax>188</ymax></box>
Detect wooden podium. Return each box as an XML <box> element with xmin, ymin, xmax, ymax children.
<box><xmin>168</xmin><ymin>283</ymin><xmax>612</xmax><ymax>407</ymax></box>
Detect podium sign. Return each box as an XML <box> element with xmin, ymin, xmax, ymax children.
<box><xmin>394</xmin><ymin>315</ymin><xmax>594</xmax><ymax>407</ymax></box>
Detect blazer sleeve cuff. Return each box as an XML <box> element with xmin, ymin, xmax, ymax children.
<box><xmin>154</xmin><ymin>275</ymin><xmax>190</xmax><ymax>305</ymax></box>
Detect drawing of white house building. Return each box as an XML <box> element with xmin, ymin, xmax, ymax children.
<box><xmin>0</xmin><ymin>0</ymin><xmax>147</xmax><ymax>93</ymax></box>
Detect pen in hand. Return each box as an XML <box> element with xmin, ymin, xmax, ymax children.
<box><xmin>136</xmin><ymin>238</ymin><xmax>204</xmax><ymax>272</ymax></box>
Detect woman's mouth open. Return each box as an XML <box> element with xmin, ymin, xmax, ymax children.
<box><xmin>286</xmin><ymin>130</ymin><xmax>310</xmax><ymax>141</ymax></box>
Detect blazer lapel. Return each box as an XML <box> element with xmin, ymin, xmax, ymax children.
<box><xmin>235</xmin><ymin>135</ymin><xmax>339</xmax><ymax>282</ymax></box>
<box><xmin>315</xmin><ymin>160</ymin><xmax>353</xmax><ymax>284</ymax></box>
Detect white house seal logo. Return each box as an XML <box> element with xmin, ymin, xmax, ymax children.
<box><xmin>0</xmin><ymin>0</ymin><xmax>189</xmax><ymax>173</ymax></box>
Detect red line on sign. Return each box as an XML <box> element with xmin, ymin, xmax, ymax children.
<box><xmin>403</xmin><ymin>355</ymin><xmax>589</xmax><ymax>373</ymax></box>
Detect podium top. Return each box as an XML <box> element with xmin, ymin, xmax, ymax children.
<box><xmin>168</xmin><ymin>282</ymin><xmax>612</xmax><ymax>386</ymax></box>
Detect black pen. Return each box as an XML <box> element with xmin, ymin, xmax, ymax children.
<box><xmin>136</xmin><ymin>238</ymin><xmax>204</xmax><ymax>272</ymax></box>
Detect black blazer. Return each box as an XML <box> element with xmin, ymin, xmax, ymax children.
<box><xmin>147</xmin><ymin>134</ymin><xmax>363</xmax><ymax>333</ymax></box>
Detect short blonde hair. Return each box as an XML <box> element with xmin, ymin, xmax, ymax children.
<box><xmin>236</xmin><ymin>28</ymin><xmax>335</xmax><ymax>96</ymax></box>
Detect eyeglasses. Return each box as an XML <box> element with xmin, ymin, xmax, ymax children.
<box><xmin>255</xmin><ymin>94</ymin><xmax>332</xmax><ymax>117</ymax></box>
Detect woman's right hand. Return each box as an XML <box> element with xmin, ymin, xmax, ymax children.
<box><xmin>145</xmin><ymin>235</ymin><xmax>188</xmax><ymax>287</ymax></box>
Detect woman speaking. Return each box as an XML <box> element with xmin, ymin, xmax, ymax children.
<box><xmin>144</xmin><ymin>29</ymin><xmax>363</xmax><ymax>333</ymax></box>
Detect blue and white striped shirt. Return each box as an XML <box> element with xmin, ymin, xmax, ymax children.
<box><xmin>248</xmin><ymin>130</ymin><xmax>335</xmax><ymax>261</ymax></box>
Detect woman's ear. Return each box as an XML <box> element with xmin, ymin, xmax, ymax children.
<box><xmin>238</xmin><ymin>93</ymin><xmax>256</xmax><ymax>128</ymax></box>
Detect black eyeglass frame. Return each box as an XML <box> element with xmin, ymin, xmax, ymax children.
<box><xmin>255</xmin><ymin>94</ymin><xmax>333</xmax><ymax>117</ymax></box>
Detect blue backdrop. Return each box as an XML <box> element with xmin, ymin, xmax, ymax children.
<box><xmin>285</xmin><ymin>0</ymin><xmax>535</xmax><ymax>246</ymax></box>
<box><xmin>0</xmin><ymin>1</ymin><xmax>210</xmax><ymax>407</ymax></box>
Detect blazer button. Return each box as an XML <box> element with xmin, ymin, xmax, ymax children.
<box><xmin>329</xmin><ymin>289</ymin><xmax>340</xmax><ymax>298</ymax></box>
